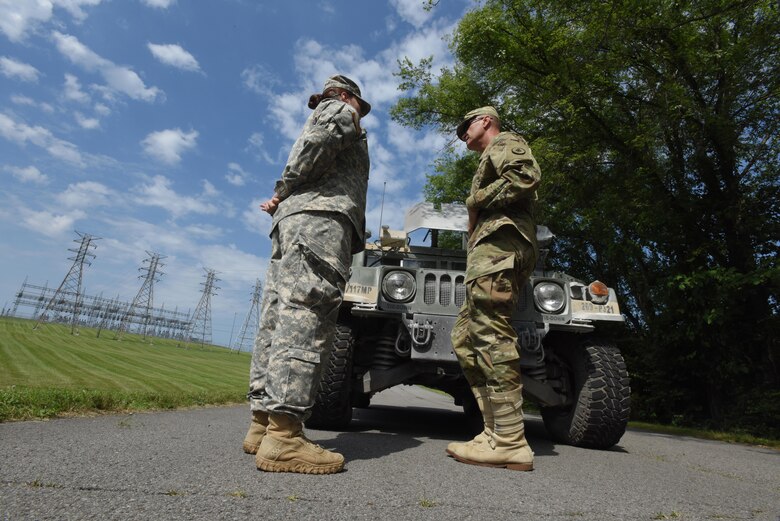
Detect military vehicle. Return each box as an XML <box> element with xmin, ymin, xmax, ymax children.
<box><xmin>309</xmin><ymin>202</ymin><xmax>630</xmax><ymax>449</ymax></box>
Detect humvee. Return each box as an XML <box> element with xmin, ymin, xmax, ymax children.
<box><xmin>310</xmin><ymin>202</ymin><xmax>630</xmax><ymax>449</ymax></box>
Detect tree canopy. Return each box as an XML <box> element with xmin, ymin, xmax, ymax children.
<box><xmin>392</xmin><ymin>0</ymin><xmax>779</xmax><ymax>434</ymax></box>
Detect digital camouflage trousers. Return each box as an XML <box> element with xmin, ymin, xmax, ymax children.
<box><xmin>248</xmin><ymin>211</ymin><xmax>352</xmax><ymax>420</ymax></box>
<box><xmin>451</xmin><ymin>225</ymin><xmax>537</xmax><ymax>392</ymax></box>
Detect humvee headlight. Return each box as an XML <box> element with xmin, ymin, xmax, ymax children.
<box><xmin>534</xmin><ymin>282</ymin><xmax>566</xmax><ymax>313</ymax></box>
<box><xmin>382</xmin><ymin>271</ymin><xmax>416</xmax><ymax>302</ymax></box>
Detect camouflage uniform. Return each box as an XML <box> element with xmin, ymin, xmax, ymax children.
<box><xmin>249</xmin><ymin>97</ymin><xmax>369</xmax><ymax>421</ymax></box>
<box><xmin>451</xmin><ymin>130</ymin><xmax>541</xmax><ymax>392</ymax></box>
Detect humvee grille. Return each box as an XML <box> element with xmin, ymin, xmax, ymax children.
<box><xmin>421</xmin><ymin>272</ymin><xmax>466</xmax><ymax>308</ymax></box>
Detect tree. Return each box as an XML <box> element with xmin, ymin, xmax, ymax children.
<box><xmin>392</xmin><ymin>0</ymin><xmax>779</xmax><ymax>434</ymax></box>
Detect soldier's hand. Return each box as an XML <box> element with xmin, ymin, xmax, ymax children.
<box><xmin>260</xmin><ymin>194</ymin><xmax>281</xmax><ymax>215</ymax></box>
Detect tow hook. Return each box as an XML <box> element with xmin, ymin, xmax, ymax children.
<box><xmin>405</xmin><ymin>318</ymin><xmax>433</xmax><ymax>347</ymax></box>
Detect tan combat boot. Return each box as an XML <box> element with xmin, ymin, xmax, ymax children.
<box><xmin>446</xmin><ymin>386</ymin><xmax>494</xmax><ymax>455</ymax></box>
<box><xmin>255</xmin><ymin>413</ymin><xmax>345</xmax><ymax>474</ymax></box>
<box><xmin>242</xmin><ymin>410</ymin><xmax>269</xmax><ymax>454</ymax></box>
<box><xmin>447</xmin><ymin>386</ymin><xmax>534</xmax><ymax>471</ymax></box>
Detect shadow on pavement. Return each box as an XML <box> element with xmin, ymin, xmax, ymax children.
<box><xmin>315</xmin><ymin>404</ymin><xmax>559</xmax><ymax>459</ymax></box>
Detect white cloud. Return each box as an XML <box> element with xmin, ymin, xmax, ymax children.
<box><xmin>225</xmin><ymin>162</ymin><xmax>248</xmax><ymax>186</ymax></box>
<box><xmin>57</xmin><ymin>181</ymin><xmax>114</xmax><ymax>208</ymax></box>
<box><xmin>202</xmin><ymin>179</ymin><xmax>219</xmax><ymax>197</ymax></box>
<box><xmin>20</xmin><ymin>207</ymin><xmax>86</xmax><ymax>238</ymax></box>
<box><xmin>63</xmin><ymin>73</ymin><xmax>90</xmax><ymax>103</ymax></box>
<box><xmin>54</xmin><ymin>0</ymin><xmax>101</xmax><ymax>21</ymax></box>
<box><xmin>74</xmin><ymin>111</ymin><xmax>100</xmax><ymax>129</ymax></box>
<box><xmin>269</xmin><ymin>91</ymin><xmax>311</xmax><ymax>142</ymax></box>
<box><xmin>246</xmin><ymin>132</ymin><xmax>272</xmax><ymax>164</ymax></box>
<box><xmin>0</xmin><ymin>0</ymin><xmax>53</xmax><ymax>42</ymax></box>
<box><xmin>94</xmin><ymin>102</ymin><xmax>110</xmax><ymax>116</ymax></box>
<box><xmin>387</xmin><ymin>120</ymin><xmax>447</xmax><ymax>154</ymax></box>
<box><xmin>52</xmin><ymin>31</ymin><xmax>162</xmax><ymax>102</ymax></box>
<box><xmin>367</xmin><ymin>141</ymin><xmax>408</xmax><ymax>196</ymax></box>
<box><xmin>141</xmin><ymin>0</ymin><xmax>176</xmax><ymax>8</ymax></box>
<box><xmin>0</xmin><ymin>56</ymin><xmax>41</xmax><ymax>82</ymax></box>
<box><xmin>147</xmin><ymin>43</ymin><xmax>201</xmax><ymax>72</ymax></box>
<box><xmin>11</xmin><ymin>95</ymin><xmax>55</xmax><ymax>113</ymax></box>
<box><xmin>141</xmin><ymin>128</ymin><xmax>198</xmax><ymax>165</ymax></box>
<box><xmin>0</xmin><ymin>113</ymin><xmax>83</xmax><ymax>165</ymax></box>
<box><xmin>286</xmin><ymin>24</ymin><xmax>454</xmax><ymax>118</ymax></box>
<box><xmin>242</xmin><ymin>198</ymin><xmax>273</xmax><ymax>237</ymax></box>
<box><xmin>390</xmin><ymin>0</ymin><xmax>433</xmax><ymax>28</ymax></box>
<box><xmin>184</xmin><ymin>223</ymin><xmax>223</xmax><ymax>240</ymax></box>
<box><xmin>198</xmin><ymin>243</ymin><xmax>266</xmax><ymax>287</ymax></box>
<box><xmin>241</xmin><ymin>64</ymin><xmax>281</xmax><ymax>95</ymax></box>
<box><xmin>133</xmin><ymin>175</ymin><xmax>218</xmax><ymax>218</ymax></box>
<box><xmin>4</xmin><ymin>165</ymin><xmax>49</xmax><ymax>184</ymax></box>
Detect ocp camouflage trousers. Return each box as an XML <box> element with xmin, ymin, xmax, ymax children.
<box><xmin>248</xmin><ymin>211</ymin><xmax>352</xmax><ymax>421</ymax></box>
<box><xmin>451</xmin><ymin>226</ymin><xmax>536</xmax><ymax>393</ymax></box>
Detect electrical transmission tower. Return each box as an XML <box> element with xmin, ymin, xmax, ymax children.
<box><xmin>183</xmin><ymin>268</ymin><xmax>220</xmax><ymax>347</ymax></box>
<box><xmin>115</xmin><ymin>251</ymin><xmax>166</xmax><ymax>340</ymax></box>
<box><xmin>233</xmin><ymin>279</ymin><xmax>263</xmax><ymax>352</ymax></box>
<box><xmin>34</xmin><ymin>231</ymin><xmax>100</xmax><ymax>334</ymax></box>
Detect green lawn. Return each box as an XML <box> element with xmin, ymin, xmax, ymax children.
<box><xmin>2</xmin><ymin>316</ymin><xmax>777</xmax><ymax>449</ymax></box>
<box><xmin>0</xmin><ymin>317</ymin><xmax>251</xmax><ymax>421</ymax></box>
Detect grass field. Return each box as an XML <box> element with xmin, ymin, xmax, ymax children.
<box><xmin>0</xmin><ymin>317</ymin><xmax>251</xmax><ymax>421</ymax></box>
<box><xmin>1</xmin><ymin>316</ymin><xmax>777</xmax><ymax>449</ymax></box>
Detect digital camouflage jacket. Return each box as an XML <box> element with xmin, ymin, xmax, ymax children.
<box><xmin>272</xmin><ymin>98</ymin><xmax>370</xmax><ymax>254</ymax></box>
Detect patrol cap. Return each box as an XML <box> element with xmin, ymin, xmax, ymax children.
<box><xmin>323</xmin><ymin>74</ymin><xmax>371</xmax><ymax>116</ymax></box>
<box><xmin>456</xmin><ymin>106</ymin><xmax>500</xmax><ymax>139</ymax></box>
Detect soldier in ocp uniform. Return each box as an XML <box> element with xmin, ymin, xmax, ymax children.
<box><xmin>242</xmin><ymin>75</ymin><xmax>370</xmax><ymax>475</ymax></box>
<box><xmin>447</xmin><ymin>106</ymin><xmax>541</xmax><ymax>471</ymax></box>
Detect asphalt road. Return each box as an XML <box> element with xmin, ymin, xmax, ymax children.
<box><xmin>1</xmin><ymin>386</ymin><xmax>778</xmax><ymax>521</ymax></box>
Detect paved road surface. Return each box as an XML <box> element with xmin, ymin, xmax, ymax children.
<box><xmin>1</xmin><ymin>386</ymin><xmax>778</xmax><ymax>520</ymax></box>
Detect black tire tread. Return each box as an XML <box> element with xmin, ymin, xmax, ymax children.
<box><xmin>307</xmin><ymin>324</ymin><xmax>354</xmax><ymax>430</ymax></box>
<box><xmin>542</xmin><ymin>340</ymin><xmax>630</xmax><ymax>449</ymax></box>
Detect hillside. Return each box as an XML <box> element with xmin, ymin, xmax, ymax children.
<box><xmin>0</xmin><ymin>317</ymin><xmax>251</xmax><ymax>421</ymax></box>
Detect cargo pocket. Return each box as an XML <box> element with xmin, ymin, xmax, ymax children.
<box><xmin>278</xmin><ymin>244</ymin><xmax>327</xmax><ymax>311</ymax></box>
<box><xmin>281</xmin><ymin>348</ymin><xmax>322</xmax><ymax>407</ymax></box>
<box><xmin>469</xmin><ymin>266</ymin><xmax>515</xmax><ymax>314</ymax></box>
<box><xmin>465</xmin><ymin>252</ymin><xmax>515</xmax><ymax>283</ymax></box>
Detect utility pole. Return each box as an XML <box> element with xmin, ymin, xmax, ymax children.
<box><xmin>182</xmin><ymin>268</ymin><xmax>220</xmax><ymax>348</ymax></box>
<box><xmin>34</xmin><ymin>232</ymin><xmax>99</xmax><ymax>335</ymax></box>
<box><xmin>115</xmin><ymin>252</ymin><xmax>165</xmax><ymax>340</ymax></box>
<box><xmin>233</xmin><ymin>279</ymin><xmax>263</xmax><ymax>353</ymax></box>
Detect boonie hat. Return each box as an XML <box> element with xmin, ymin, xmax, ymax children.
<box><xmin>456</xmin><ymin>106</ymin><xmax>500</xmax><ymax>139</ymax></box>
<box><xmin>323</xmin><ymin>75</ymin><xmax>371</xmax><ymax>116</ymax></box>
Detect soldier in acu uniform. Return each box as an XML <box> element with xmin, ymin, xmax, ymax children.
<box><xmin>242</xmin><ymin>75</ymin><xmax>371</xmax><ymax>475</ymax></box>
<box><xmin>447</xmin><ymin>106</ymin><xmax>541</xmax><ymax>471</ymax></box>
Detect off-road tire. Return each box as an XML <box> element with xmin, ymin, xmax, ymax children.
<box><xmin>307</xmin><ymin>323</ymin><xmax>355</xmax><ymax>430</ymax></box>
<box><xmin>541</xmin><ymin>340</ymin><xmax>630</xmax><ymax>449</ymax></box>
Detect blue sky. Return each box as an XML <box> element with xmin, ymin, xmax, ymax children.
<box><xmin>0</xmin><ymin>0</ymin><xmax>471</xmax><ymax>347</ymax></box>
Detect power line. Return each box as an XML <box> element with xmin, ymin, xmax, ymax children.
<box><xmin>115</xmin><ymin>251</ymin><xmax>166</xmax><ymax>341</ymax></box>
<box><xmin>181</xmin><ymin>268</ymin><xmax>220</xmax><ymax>348</ymax></box>
<box><xmin>233</xmin><ymin>279</ymin><xmax>262</xmax><ymax>353</ymax></box>
<box><xmin>33</xmin><ymin>231</ymin><xmax>100</xmax><ymax>335</ymax></box>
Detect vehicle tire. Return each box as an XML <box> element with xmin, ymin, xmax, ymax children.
<box><xmin>307</xmin><ymin>322</ymin><xmax>355</xmax><ymax>430</ymax></box>
<box><xmin>541</xmin><ymin>340</ymin><xmax>630</xmax><ymax>449</ymax></box>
